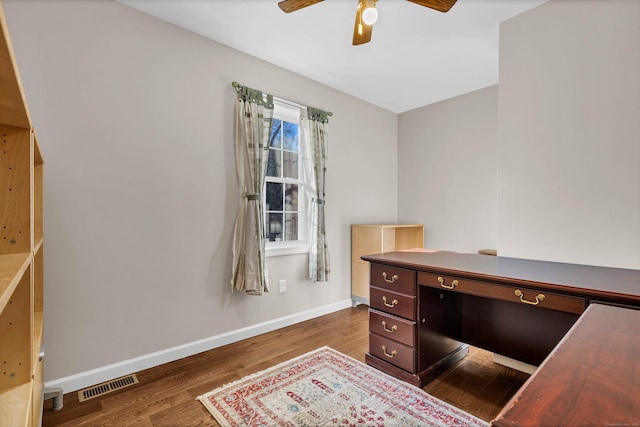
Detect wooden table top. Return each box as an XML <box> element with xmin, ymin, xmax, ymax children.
<box><xmin>492</xmin><ymin>303</ymin><xmax>640</xmax><ymax>427</ymax></box>
<box><xmin>361</xmin><ymin>251</ymin><xmax>640</xmax><ymax>305</ymax></box>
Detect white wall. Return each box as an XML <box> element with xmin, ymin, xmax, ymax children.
<box><xmin>3</xmin><ymin>0</ymin><xmax>398</xmax><ymax>388</ymax></box>
<box><xmin>397</xmin><ymin>0</ymin><xmax>640</xmax><ymax>268</ymax></box>
<box><xmin>398</xmin><ymin>86</ymin><xmax>498</xmax><ymax>253</ymax></box>
<box><xmin>498</xmin><ymin>0</ymin><xmax>640</xmax><ymax>268</ymax></box>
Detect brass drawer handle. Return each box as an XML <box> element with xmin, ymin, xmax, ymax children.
<box><xmin>382</xmin><ymin>345</ymin><xmax>397</xmax><ymax>358</ymax></box>
<box><xmin>382</xmin><ymin>296</ymin><xmax>398</xmax><ymax>308</ymax></box>
<box><xmin>515</xmin><ymin>289</ymin><xmax>545</xmax><ymax>305</ymax></box>
<box><xmin>381</xmin><ymin>321</ymin><xmax>398</xmax><ymax>333</ymax></box>
<box><xmin>438</xmin><ymin>276</ymin><xmax>459</xmax><ymax>290</ymax></box>
<box><xmin>383</xmin><ymin>272</ymin><xmax>399</xmax><ymax>283</ymax></box>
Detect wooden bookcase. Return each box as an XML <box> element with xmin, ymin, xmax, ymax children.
<box><xmin>351</xmin><ymin>224</ymin><xmax>424</xmax><ymax>304</ymax></box>
<box><xmin>0</xmin><ymin>1</ymin><xmax>45</xmax><ymax>425</ymax></box>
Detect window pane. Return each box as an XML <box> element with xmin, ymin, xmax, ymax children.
<box><xmin>265</xmin><ymin>102</ymin><xmax>305</xmax><ymax>248</ymax></box>
<box><xmin>283</xmin><ymin>121</ymin><xmax>299</xmax><ymax>151</ymax></box>
<box><xmin>266</xmin><ymin>148</ymin><xmax>281</xmax><ymax>177</ymax></box>
<box><xmin>267</xmin><ymin>213</ymin><xmax>283</xmax><ymax>242</ymax></box>
<box><xmin>265</xmin><ymin>182</ymin><xmax>283</xmax><ymax>211</ymax></box>
<box><xmin>270</xmin><ymin>119</ymin><xmax>282</xmax><ymax>148</ymax></box>
<box><xmin>283</xmin><ymin>151</ymin><xmax>298</xmax><ymax>179</ymax></box>
<box><xmin>285</xmin><ymin>183</ymin><xmax>298</xmax><ymax>211</ymax></box>
<box><xmin>285</xmin><ymin>213</ymin><xmax>298</xmax><ymax>241</ymax></box>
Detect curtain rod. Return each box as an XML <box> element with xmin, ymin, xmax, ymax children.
<box><xmin>232</xmin><ymin>81</ymin><xmax>333</xmax><ymax>117</ymax></box>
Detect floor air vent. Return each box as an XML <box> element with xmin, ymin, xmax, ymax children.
<box><xmin>78</xmin><ymin>374</ymin><xmax>139</xmax><ymax>402</ymax></box>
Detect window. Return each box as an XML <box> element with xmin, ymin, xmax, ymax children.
<box><xmin>265</xmin><ymin>100</ymin><xmax>307</xmax><ymax>256</ymax></box>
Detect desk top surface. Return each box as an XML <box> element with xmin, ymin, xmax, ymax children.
<box><xmin>361</xmin><ymin>250</ymin><xmax>640</xmax><ymax>304</ymax></box>
<box><xmin>492</xmin><ymin>303</ymin><xmax>640</xmax><ymax>427</ymax></box>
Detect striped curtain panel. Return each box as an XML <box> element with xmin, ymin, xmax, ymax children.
<box><xmin>301</xmin><ymin>107</ymin><xmax>330</xmax><ymax>282</ymax></box>
<box><xmin>230</xmin><ymin>87</ymin><xmax>274</xmax><ymax>295</ymax></box>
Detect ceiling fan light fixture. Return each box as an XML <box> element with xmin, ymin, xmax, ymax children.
<box><xmin>362</xmin><ymin>6</ymin><xmax>378</xmax><ymax>25</ymax></box>
<box><xmin>279</xmin><ymin>0</ymin><xmax>458</xmax><ymax>45</ymax></box>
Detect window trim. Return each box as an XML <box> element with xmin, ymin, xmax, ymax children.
<box><xmin>266</xmin><ymin>241</ymin><xmax>310</xmax><ymax>257</ymax></box>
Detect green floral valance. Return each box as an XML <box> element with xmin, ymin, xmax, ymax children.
<box><xmin>307</xmin><ymin>106</ymin><xmax>330</xmax><ymax>124</ymax></box>
<box><xmin>237</xmin><ymin>86</ymin><xmax>274</xmax><ymax>109</ymax></box>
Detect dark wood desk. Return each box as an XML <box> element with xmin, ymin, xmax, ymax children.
<box><xmin>493</xmin><ymin>303</ymin><xmax>640</xmax><ymax>426</ymax></box>
<box><xmin>361</xmin><ymin>251</ymin><xmax>640</xmax><ymax>423</ymax></box>
<box><xmin>362</xmin><ymin>250</ymin><xmax>640</xmax><ymax>307</ymax></box>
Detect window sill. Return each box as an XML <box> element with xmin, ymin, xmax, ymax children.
<box><xmin>266</xmin><ymin>243</ymin><xmax>309</xmax><ymax>257</ymax></box>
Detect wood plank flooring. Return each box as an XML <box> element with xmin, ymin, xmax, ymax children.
<box><xmin>42</xmin><ymin>305</ymin><xmax>528</xmax><ymax>426</ymax></box>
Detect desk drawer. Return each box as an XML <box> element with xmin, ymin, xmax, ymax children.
<box><xmin>369</xmin><ymin>333</ymin><xmax>416</xmax><ymax>372</ymax></box>
<box><xmin>370</xmin><ymin>264</ymin><xmax>416</xmax><ymax>295</ymax></box>
<box><xmin>418</xmin><ymin>272</ymin><xmax>586</xmax><ymax>315</ymax></box>
<box><xmin>369</xmin><ymin>309</ymin><xmax>416</xmax><ymax>347</ymax></box>
<box><xmin>370</xmin><ymin>287</ymin><xmax>416</xmax><ymax>320</ymax></box>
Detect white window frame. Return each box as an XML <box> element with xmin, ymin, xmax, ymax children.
<box><xmin>265</xmin><ymin>99</ymin><xmax>308</xmax><ymax>257</ymax></box>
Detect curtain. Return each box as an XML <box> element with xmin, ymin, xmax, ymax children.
<box><xmin>301</xmin><ymin>107</ymin><xmax>330</xmax><ymax>282</ymax></box>
<box><xmin>230</xmin><ymin>86</ymin><xmax>274</xmax><ymax>295</ymax></box>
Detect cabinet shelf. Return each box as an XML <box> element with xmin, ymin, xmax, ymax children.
<box><xmin>33</xmin><ymin>238</ymin><xmax>43</xmax><ymax>255</ymax></box>
<box><xmin>0</xmin><ymin>382</ymin><xmax>32</xmax><ymax>426</ymax></box>
<box><xmin>351</xmin><ymin>224</ymin><xmax>424</xmax><ymax>304</ymax></box>
<box><xmin>0</xmin><ymin>252</ymin><xmax>31</xmax><ymax>312</ymax></box>
<box><xmin>0</xmin><ymin>1</ymin><xmax>46</xmax><ymax>424</ymax></box>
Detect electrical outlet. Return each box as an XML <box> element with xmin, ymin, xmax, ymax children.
<box><xmin>279</xmin><ymin>279</ymin><xmax>287</xmax><ymax>293</ymax></box>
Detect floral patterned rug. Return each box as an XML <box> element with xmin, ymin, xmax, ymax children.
<box><xmin>197</xmin><ymin>346</ymin><xmax>488</xmax><ymax>426</ymax></box>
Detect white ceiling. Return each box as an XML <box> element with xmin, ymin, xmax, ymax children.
<box><xmin>117</xmin><ymin>0</ymin><xmax>548</xmax><ymax>113</ymax></box>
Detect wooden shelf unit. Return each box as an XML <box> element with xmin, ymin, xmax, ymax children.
<box><xmin>0</xmin><ymin>1</ymin><xmax>45</xmax><ymax>425</ymax></box>
<box><xmin>351</xmin><ymin>224</ymin><xmax>424</xmax><ymax>304</ymax></box>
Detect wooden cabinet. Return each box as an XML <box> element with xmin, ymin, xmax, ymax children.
<box><xmin>367</xmin><ymin>265</ymin><xmax>418</xmax><ymax>375</ymax></box>
<box><xmin>0</xmin><ymin>2</ymin><xmax>45</xmax><ymax>425</ymax></box>
<box><xmin>351</xmin><ymin>224</ymin><xmax>423</xmax><ymax>304</ymax></box>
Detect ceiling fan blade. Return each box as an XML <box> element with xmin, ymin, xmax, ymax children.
<box><xmin>352</xmin><ymin>1</ymin><xmax>373</xmax><ymax>45</ymax></box>
<box><xmin>278</xmin><ymin>0</ymin><xmax>324</xmax><ymax>13</ymax></box>
<box><xmin>406</xmin><ymin>0</ymin><xmax>457</xmax><ymax>13</ymax></box>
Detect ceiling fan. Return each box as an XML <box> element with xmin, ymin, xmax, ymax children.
<box><xmin>277</xmin><ymin>0</ymin><xmax>457</xmax><ymax>45</ymax></box>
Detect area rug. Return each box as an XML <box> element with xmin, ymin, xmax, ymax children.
<box><xmin>197</xmin><ymin>346</ymin><xmax>488</xmax><ymax>426</ymax></box>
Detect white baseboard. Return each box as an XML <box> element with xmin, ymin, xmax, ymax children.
<box><xmin>45</xmin><ymin>299</ymin><xmax>353</xmax><ymax>393</ymax></box>
<box><xmin>493</xmin><ymin>353</ymin><xmax>537</xmax><ymax>375</ymax></box>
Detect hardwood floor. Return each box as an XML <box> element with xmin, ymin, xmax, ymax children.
<box><xmin>42</xmin><ymin>305</ymin><xmax>528</xmax><ymax>426</ymax></box>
